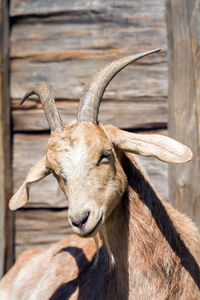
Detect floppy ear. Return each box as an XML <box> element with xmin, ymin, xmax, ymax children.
<box><xmin>105</xmin><ymin>125</ymin><xmax>193</xmax><ymax>164</ymax></box>
<box><xmin>9</xmin><ymin>156</ymin><xmax>51</xmax><ymax>211</ymax></box>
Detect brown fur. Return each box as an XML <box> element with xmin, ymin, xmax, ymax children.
<box><xmin>2</xmin><ymin>50</ymin><xmax>196</xmax><ymax>299</ymax></box>
<box><xmin>1</xmin><ymin>146</ymin><xmax>200</xmax><ymax>299</ymax></box>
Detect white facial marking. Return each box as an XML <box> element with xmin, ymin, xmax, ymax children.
<box><xmin>60</xmin><ymin>139</ymin><xmax>89</xmax><ymax>181</ymax></box>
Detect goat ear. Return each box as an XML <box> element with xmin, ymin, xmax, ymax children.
<box><xmin>9</xmin><ymin>156</ymin><xmax>51</xmax><ymax>211</ymax></box>
<box><xmin>105</xmin><ymin>125</ymin><xmax>193</xmax><ymax>164</ymax></box>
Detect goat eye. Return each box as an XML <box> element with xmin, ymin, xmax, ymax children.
<box><xmin>97</xmin><ymin>150</ymin><xmax>112</xmax><ymax>165</ymax></box>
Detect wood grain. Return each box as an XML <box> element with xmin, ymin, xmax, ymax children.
<box><xmin>0</xmin><ymin>0</ymin><xmax>13</xmax><ymax>277</ymax></box>
<box><xmin>10</xmin><ymin>15</ymin><xmax>166</xmax><ymax>60</ymax></box>
<box><xmin>167</xmin><ymin>0</ymin><xmax>200</xmax><ymax>228</ymax></box>
<box><xmin>10</xmin><ymin>0</ymin><xmax>167</xmax><ymax>101</ymax></box>
<box><xmin>12</xmin><ymin>98</ymin><xmax>167</xmax><ymax>132</ymax></box>
<box><xmin>13</xmin><ymin>132</ymin><xmax>169</xmax><ymax>209</ymax></box>
<box><xmin>10</xmin><ymin>56</ymin><xmax>167</xmax><ymax>100</ymax></box>
<box><xmin>10</xmin><ymin>0</ymin><xmax>166</xmax><ymax>18</ymax></box>
<box><xmin>15</xmin><ymin>208</ymin><xmax>72</xmax><ymax>257</ymax></box>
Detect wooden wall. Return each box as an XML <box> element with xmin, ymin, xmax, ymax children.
<box><xmin>0</xmin><ymin>0</ymin><xmax>13</xmax><ymax>278</ymax></box>
<box><xmin>167</xmin><ymin>0</ymin><xmax>200</xmax><ymax>228</ymax></box>
<box><xmin>9</xmin><ymin>0</ymin><xmax>168</xmax><ymax>258</ymax></box>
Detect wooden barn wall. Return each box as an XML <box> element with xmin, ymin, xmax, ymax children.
<box><xmin>9</xmin><ymin>0</ymin><xmax>168</xmax><ymax>258</ymax></box>
<box><xmin>167</xmin><ymin>0</ymin><xmax>200</xmax><ymax>228</ymax></box>
<box><xmin>0</xmin><ymin>0</ymin><xmax>13</xmax><ymax>277</ymax></box>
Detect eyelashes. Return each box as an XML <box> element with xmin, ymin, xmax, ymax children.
<box><xmin>97</xmin><ymin>150</ymin><xmax>112</xmax><ymax>166</ymax></box>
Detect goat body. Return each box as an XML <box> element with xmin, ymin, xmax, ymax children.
<box><xmin>0</xmin><ymin>50</ymin><xmax>199</xmax><ymax>299</ymax></box>
<box><xmin>1</xmin><ymin>154</ymin><xmax>200</xmax><ymax>299</ymax></box>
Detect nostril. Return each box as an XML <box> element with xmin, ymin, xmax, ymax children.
<box><xmin>81</xmin><ymin>213</ymin><xmax>89</xmax><ymax>227</ymax></box>
<box><xmin>70</xmin><ymin>211</ymin><xmax>90</xmax><ymax>229</ymax></box>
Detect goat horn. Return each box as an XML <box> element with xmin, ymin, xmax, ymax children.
<box><xmin>77</xmin><ymin>48</ymin><xmax>161</xmax><ymax>124</ymax></box>
<box><xmin>20</xmin><ymin>82</ymin><xmax>63</xmax><ymax>132</ymax></box>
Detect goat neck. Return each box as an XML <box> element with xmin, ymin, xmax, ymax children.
<box><xmin>100</xmin><ymin>153</ymin><xmax>200</xmax><ymax>299</ymax></box>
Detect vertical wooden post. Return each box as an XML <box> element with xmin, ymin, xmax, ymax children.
<box><xmin>0</xmin><ymin>0</ymin><xmax>13</xmax><ymax>277</ymax></box>
<box><xmin>167</xmin><ymin>0</ymin><xmax>200</xmax><ymax>227</ymax></box>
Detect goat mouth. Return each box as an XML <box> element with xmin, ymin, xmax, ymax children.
<box><xmin>81</xmin><ymin>215</ymin><xmax>103</xmax><ymax>238</ymax></box>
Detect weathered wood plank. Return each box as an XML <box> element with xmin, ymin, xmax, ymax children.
<box><xmin>10</xmin><ymin>17</ymin><xmax>166</xmax><ymax>60</ymax></box>
<box><xmin>0</xmin><ymin>0</ymin><xmax>13</xmax><ymax>277</ymax></box>
<box><xmin>10</xmin><ymin>57</ymin><xmax>167</xmax><ymax>100</ymax></box>
<box><xmin>167</xmin><ymin>0</ymin><xmax>200</xmax><ymax>228</ymax></box>
<box><xmin>10</xmin><ymin>0</ymin><xmax>167</xmax><ymax>101</ymax></box>
<box><xmin>13</xmin><ymin>132</ymin><xmax>169</xmax><ymax>209</ymax></box>
<box><xmin>10</xmin><ymin>0</ymin><xmax>165</xmax><ymax>18</ymax></box>
<box><xmin>15</xmin><ymin>208</ymin><xmax>72</xmax><ymax>257</ymax></box>
<box><xmin>12</xmin><ymin>98</ymin><xmax>167</xmax><ymax>132</ymax></box>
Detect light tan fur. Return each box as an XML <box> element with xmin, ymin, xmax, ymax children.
<box><xmin>0</xmin><ymin>51</ymin><xmax>198</xmax><ymax>299</ymax></box>
<box><xmin>1</xmin><ymin>122</ymin><xmax>200</xmax><ymax>299</ymax></box>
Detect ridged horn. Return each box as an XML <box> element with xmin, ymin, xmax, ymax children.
<box><xmin>20</xmin><ymin>82</ymin><xmax>63</xmax><ymax>132</ymax></box>
<box><xmin>77</xmin><ymin>48</ymin><xmax>161</xmax><ymax>124</ymax></box>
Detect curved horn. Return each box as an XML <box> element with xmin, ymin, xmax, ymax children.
<box><xmin>77</xmin><ymin>48</ymin><xmax>161</xmax><ymax>124</ymax></box>
<box><xmin>20</xmin><ymin>82</ymin><xmax>63</xmax><ymax>132</ymax></box>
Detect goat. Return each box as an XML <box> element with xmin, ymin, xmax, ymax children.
<box><xmin>0</xmin><ymin>49</ymin><xmax>200</xmax><ymax>300</ymax></box>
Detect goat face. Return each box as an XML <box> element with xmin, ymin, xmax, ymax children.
<box><xmin>9</xmin><ymin>49</ymin><xmax>192</xmax><ymax>238</ymax></box>
<box><xmin>46</xmin><ymin>123</ymin><xmax>127</xmax><ymax>237</ymax></box>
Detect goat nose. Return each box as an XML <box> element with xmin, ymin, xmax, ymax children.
<box><xmin>69</xmin><ymin>211</ymin><xmax>90</xmax><ymax>229</ymax></box>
